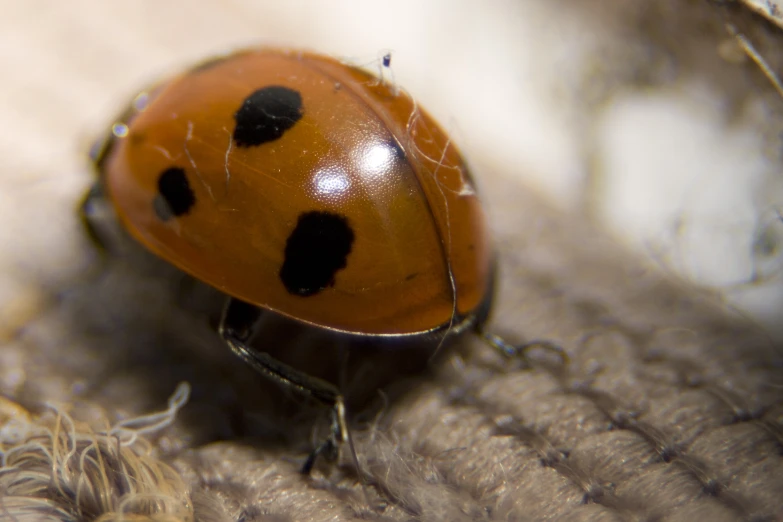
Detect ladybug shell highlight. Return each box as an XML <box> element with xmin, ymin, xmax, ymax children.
<box><xmin>100</xmin><ymin>48</ymin><xmax>492</xmax><ymax>336</ymax></box>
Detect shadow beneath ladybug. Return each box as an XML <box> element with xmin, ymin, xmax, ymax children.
<box><xmin>59</xmin><ymin>234</ymin><xmax>455</xmax><ymax>463</ymax></box>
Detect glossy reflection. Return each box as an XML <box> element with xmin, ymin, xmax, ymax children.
<box><xmin>356</xmin><ymin>140</ymin><xmax>395</xmax><ymax>179</ymax></box>
<box><xmin>313</xmin><ymin>165</ymin><xmax>351</xmax><ymax>199</ymax></box>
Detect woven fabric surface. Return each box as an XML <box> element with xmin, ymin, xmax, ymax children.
<box><xmin>1</xmin><ymin>2</ymin><xmax>782</xmax><ymax>521</ymax></box>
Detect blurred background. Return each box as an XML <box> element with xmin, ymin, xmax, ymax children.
<box><xmin>1</xmin><ymin>0</ymin><xmax>782</xmax><ymax>341</ymax></box>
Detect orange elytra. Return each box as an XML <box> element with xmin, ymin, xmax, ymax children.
<box><xmin>83</xmin><ymin>48</ymin><xmax>495</xmax><ymax>471</ymax></box>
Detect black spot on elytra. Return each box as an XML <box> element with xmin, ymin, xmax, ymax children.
<box><xmin>233</xmin><ymin>86</ymin><xmax>303</xmax><ymax>147</ymax></box>
<box><xmin>279</xmin><ymin>211</ymin><xmax>355</xmax><ymax>297</ymax></box>
<box><xmin>153</xmin><ymin>167</ymin><xmax>195</xmax><ymax>221</ymax></box>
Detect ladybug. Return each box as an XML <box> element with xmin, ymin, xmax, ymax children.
<box><xmin>82</xmin><ymin>48</ymin><xmax>495</xmax><ymax>472</ymax></box>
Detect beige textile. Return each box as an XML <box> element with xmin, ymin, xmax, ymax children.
<box><xmin>0</xmin><ymin>2</ymin><xmax>782</xmax><ymax>521</ymax></box>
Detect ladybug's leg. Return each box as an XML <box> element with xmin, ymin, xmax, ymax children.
<box><xmin>219</xmin><ymin>297</ymin><xmax>348</xmax><ymax>474</ymax></box>
<box><xmin>79</xmin><ymin>181</ymin><xmax>115</xmax><ymax>253</ymax></box>
<box><xmin>476</xmin><ymin>327</ymin><xmax>569</xmax><ymax>371</ymax></box>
